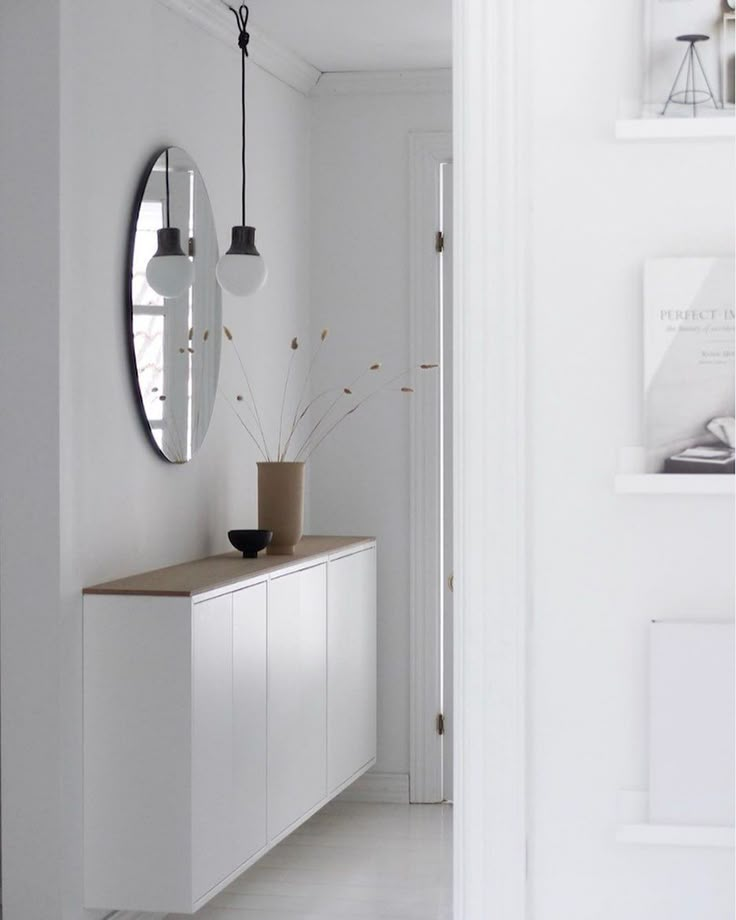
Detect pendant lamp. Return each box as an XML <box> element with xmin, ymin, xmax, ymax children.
<box><xmin>216</xmin><ymin>3</ymin><xmax>267</xmax><ymax>297</ymax></box>
<box><xmin>146</xmin><ymin>149</ymin><xmax>195</xmax><ymax>299</ymax></box>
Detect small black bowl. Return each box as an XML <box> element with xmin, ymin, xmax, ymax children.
<box><xmin>228</xmin><ymin>529</ymin><xmax>273</xmax><ymax>559</ymax></box>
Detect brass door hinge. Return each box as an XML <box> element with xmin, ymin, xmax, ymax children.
<box><xmin>435</xmin><ymin>230</ymin><xmax>444</xmax><ymax>253</ymax></box>
<box><xmin>437</xmin><ymin>713</ymin><xmax>445</xmax><ymax>736</ymax></box>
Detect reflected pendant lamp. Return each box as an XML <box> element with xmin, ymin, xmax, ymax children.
<box><xmin>146</xmin><ymin>149</ymin><xmax>194</xmax><ymax>298</ymax></box>
<box><xmin>216</xmin><ymin>3</ymin><xmax>267</xmax><ymax>297</ymax></box>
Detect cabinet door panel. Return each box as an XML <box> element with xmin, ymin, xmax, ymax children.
<box><xmin>192</xmin><ymin>593</ymin><xmax>233</xmax><ymax>900</ymax></box>
<box><xmin>268</xmin><ymin>564</ymin><xmax>327</xmax><ymax>839</ymax></box>
<box><xmin>232</xmin><ymin>582</ymin><xmax>268</xmax><ymax>867</ymax></box>
<box><xmin>327</xmin><ymin>548</ymin><xmax>377</xmax><ymax>792</ymax></box>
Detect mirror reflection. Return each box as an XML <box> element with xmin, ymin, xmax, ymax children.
<box><xmin>129</xmin><ymin>146</ymin><xmax>221</xmax><ymax>463</ymax></box>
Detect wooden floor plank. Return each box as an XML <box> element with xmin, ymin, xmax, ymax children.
<box><xmin>170</xmin><ymin>802</ymin><xmax>452</xmax><ymax>920</ymax></box>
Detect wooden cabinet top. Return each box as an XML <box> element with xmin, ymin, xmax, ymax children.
<box><xmin>83</xmin><ymin>536</ymin><xmax>375</xmax><ymax>599</ymax></box>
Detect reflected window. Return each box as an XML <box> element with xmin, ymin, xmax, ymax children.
<box><xmin>133</xmin><ymin>200</ymin><xmax>166</xmax><ymax>440</ymax></box>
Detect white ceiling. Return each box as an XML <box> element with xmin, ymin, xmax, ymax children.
<box><xmin>246</xmin><ymin>0</ymin><xmax>451</xmax><ymax>73</ymax></box>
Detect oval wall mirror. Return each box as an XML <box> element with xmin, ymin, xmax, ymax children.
<box><xmin>128</xmin><ymin>146</ymin><xmax>222</xmax><ymax>463</ymax></box>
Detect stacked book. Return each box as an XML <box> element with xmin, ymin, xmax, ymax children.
<box><xmin>664</xmin><ymin>446</ymin><xmax>735</xmax><ymax>475</ymax></box>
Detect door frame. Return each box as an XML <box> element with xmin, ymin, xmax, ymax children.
<box><xmin>408</xmin><ymin>131</ymin><xmax>453</xmax><ymax>805</ymax></box>
<box><xmin>453</xmin><ymin>0</ymin><xmax>531</xmax><ymax>918</ymax></box>
<box><xmin>0</xmin><ymin>0</ymin><xmax>530</xmax><ymax>915</ymax></box>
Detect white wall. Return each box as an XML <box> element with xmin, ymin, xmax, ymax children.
<box><xmin>528</xmin><ymin>0</ymin><xmax>735</xmax><ymax>917</ymax></box>
<box><xmin>3</xmin><ymin>1</ymin><xmax>312</xmax><ymax>916</ymax></box>
<box><xmin>308</xmin><ymin>88</ymin><xmax>451</xmax><ymax>776</ymax></box>
<box><xmin>0</xmin><ymin>4</ymin><xmax>63</xmax><ymax>918</ymax></box>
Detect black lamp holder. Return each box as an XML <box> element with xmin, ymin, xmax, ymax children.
<box><xmin>154</xmin><ymin>148</ymin><xmax>186</xmax><ymax>258</ymax></box>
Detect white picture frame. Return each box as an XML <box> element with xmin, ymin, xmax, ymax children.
<box><xmin>643</xmin><ymin>257</ymin><xmax>735</xmax><ymax>473</ymax></box>
<box><xmin>649</xmin><ymin>621</ymin><xmax>735</xmax><ymax>827</ymax></box>
<box><xmin>643</xmin><ymin>0</ymin><xmax>727</xmax><ymax>112</ymax></box>
<box><xmin>722</xmin><ymin>11</ymin><xmax>736</xmax><ymax>106</ymax></box>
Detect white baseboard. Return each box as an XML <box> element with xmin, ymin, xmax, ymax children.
<box><xmin>337</xmin><ymin>772</ymin><xmax>410</xmax><ymax>804</ymax></box>
<box><xmin>110</xmin><ymin>913</ymin><xmax>166</xmax><ymax>920</ymax></box>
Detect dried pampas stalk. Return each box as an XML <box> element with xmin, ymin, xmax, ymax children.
<box><xmin>298</xmin><ymin>363</ymin><xmax>438</xmax><ymax>462</ymax></box>
<box><xmin>292</xmin><ymin>360</ymin><xmax>385</xmax><ymax>460</ymax></box>
<box><xmin>223</xmin><ymin>325</ymin><xmax>270</xmax><ymax>459</ymax></box>
<box><xmin>220</xmin><ymin>393</ymin><xmax>268</xmax><ymax>461</ymax></box>
<box><xmin>223</xmin><ymin>321</ymin><xmax>438</xmax><ymax>463</ymax></box>
<box><xmin>277</xmin><ymin>337</ymin><xmax>299</xmax><ymax>460</ymax></box>
<box><xmin>281</xmin><ymin>328</ymin><xmax>330</xmax><ymax>461</ymax></box>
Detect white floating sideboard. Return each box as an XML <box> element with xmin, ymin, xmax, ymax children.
<box><xmin>83</xmin><ymin>536</ymin><xmax>377</xmax><ymax>914</ymax></box>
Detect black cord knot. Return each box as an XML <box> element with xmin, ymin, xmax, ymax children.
<box><xmin>225</xmin><ymin>3</ymin><xmax>250</xmax><ymax>57</ymax></box>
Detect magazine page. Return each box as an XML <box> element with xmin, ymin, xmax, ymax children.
<box><xmin>644</xmin><ymin>258</ymin><xmax>735</xmax><ymax>473</ymax></box>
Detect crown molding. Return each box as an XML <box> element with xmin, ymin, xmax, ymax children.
<box><xmin>250</xmin><ymin>25</ymin><xmax>321</xmax><ymax>95</ymax></box>
<box><xmin>154</xmin><ymin>0</ymin><xmax>321</xmax><ymax>95</ymax></box>
<box><xmin>312</xmin><ymin>69</ymin><xmax>452</xmax><ymax>97</ymax></box>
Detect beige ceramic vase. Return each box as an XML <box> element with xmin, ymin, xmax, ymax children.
<box><xmin>257</xmin><ymin>461</ymin><xmax>305</xmax><ymax>555</ymax></box>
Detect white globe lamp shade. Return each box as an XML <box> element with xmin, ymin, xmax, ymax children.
<box><xmin>216</xmin><ymin>225</ymin><xmax>267</xmax><ymax>297</ymax></box>
<box><xmin>145</xmin><ymin>228</ymin><xmax>194</xmax><ymax>298</ymax></box>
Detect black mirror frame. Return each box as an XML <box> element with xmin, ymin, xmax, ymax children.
<box><xmin>125</xmin><ymin>146</ymin><xmax>221</xmax><ymax>465</ymax></box>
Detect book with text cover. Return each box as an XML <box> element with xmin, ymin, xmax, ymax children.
<box><xmin>644</xmin><ymin>258</ymin><xmax>735</xmax><ymax>474</ymax></box>
<box><xmin>663</xmin><ymin>446</ymin><xmax>735</xmax><ymax>475</ymax></box>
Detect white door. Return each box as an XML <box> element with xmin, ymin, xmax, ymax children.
<box><xmin>192</xmin><ymin>593</ymin><xmax>234</xmax><ymax>900</ymax></box>
<box><xmin>268</xmin><ymin>564</ymin><xmax>327</xmax><ymax>838</ymax></box>
<box><xmin>232</xmin><ymin>582</ymin><xmax>268</xmax><ymax>868</ymax></box>
<box><xmin>327</xmin><ymin>548</ymin><xmax>377</xmax><ymax>793</ymax></box>
<box><xmin>409</xmin><ymin>135</ymin><xmax>452</xmax><ymax>804</ymax></box>
<box><xmin>441</xmin><ymin>162</ymin><xmax>454</xmax><ymax>802</ymax></box>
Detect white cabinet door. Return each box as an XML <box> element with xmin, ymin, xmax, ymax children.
<box><xmin>232</xmin><ymin>582</ymin><xmax>268</xmax><ymax>868</ymax></box>
<box><xmin>192</xmin><ymin>593</ymin><xmax>234</xmax><ymax>901</ymax></box>
<box><xmin>268</xmin><ymin>564</ymin><xmax>327</xmax><ymax>839</ymax></box>
<box><xmin>327</xmin><ymin>548</ymin><xmax>377</xmax><ymax>793</ymax></box>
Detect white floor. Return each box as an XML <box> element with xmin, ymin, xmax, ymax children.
<box><xmin>181</xmin><ymin>801</ymin><xmax>452</xmax><ymax>920</ymax></box>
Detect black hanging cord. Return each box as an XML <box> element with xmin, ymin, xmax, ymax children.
<box><xmin>225</xmin><ymin>3</ymin><xmax>250</xmax><ymax>227</ymax></box>
<box><xmin>165</xmin><ymin>148</ymin><xmax>171</xmax><ymax>228</ymax></box>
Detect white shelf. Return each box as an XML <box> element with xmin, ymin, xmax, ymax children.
<box><xmin>615</xmin><ymin>103</ymin><xmax>736</xmax><ymax>140</ymax></box>
<box><xmin>616</xmin><ymin>795</ymin><xmax>734</xmax><ymax>848</ymax></box>
<box><xmin>617</xmin><ymin>824</ymin><xmax>734</xmax><ymax>848</ymax></box>
<box><xmin>615</xmin><ymin>474</ymin><xmax>735</xmax><ymax>495</ymax></box>
<box><xmin>616</xmin><ymin>117</ymin><xmax>736</xmax><ymax>140</ymax></box>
